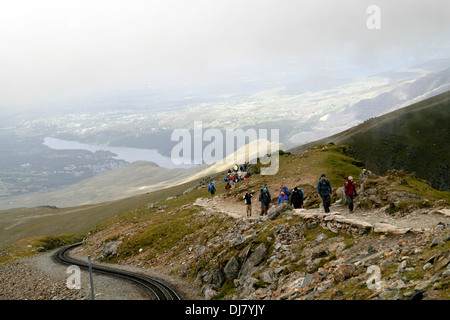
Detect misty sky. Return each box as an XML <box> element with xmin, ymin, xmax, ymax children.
<box><xmin>1</xmin><ymin>0</ymin><xmax>450</xmax><ymax>113</ymax></box>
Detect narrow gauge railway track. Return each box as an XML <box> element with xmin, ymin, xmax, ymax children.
<box><xmin>53</xmin><ymin>242</ymin><xmax>182</xmax><ymax>300</ymax></box>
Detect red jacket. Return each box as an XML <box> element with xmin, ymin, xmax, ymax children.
<box><xmin>345</xmin><ymin>180</ymin><xmax>357</xmax><ymax>196</ymax></box>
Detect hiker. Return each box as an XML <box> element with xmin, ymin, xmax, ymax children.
<box><xmin>258</xmin><ymin>189</ymin><xmax>264</xmax><ymax>215</ymax></box>
<box><xmin>234</xmin><ymin>165</ymin><xmax>238</xmax><ymax>172</ymax></box>
<box><xmin>259</xmin><ymin>188</ymin><xmax>271</xmax><ymax>216</ymax></box>
<box><xmin>290</xmin><ymin>187</ymin><xmax>304</xmax><ymax>209</ymax></box>
<box><xmin>344</xmin><ymin>176</ymin><xmax>358</xmax><ymax>213</ymax></box>
<box><xmin>277</xmin><ymin>192</ymin><xmax>289</xmax><ymax>205</ymax></box>
<box><xmin>317</xmin><ymin>174</ymin><xmax>333</xmax><ymax>213</ymax></box>
<box><xmin>281</xmin><ymin>185</ymin><xmax>291</xmax><ymax>198</ymax></box>
<box><xmin>263</xmin><ymin>184</ymin><xmax>271</xmax><ymax>198</ymax></box>
<box><xmin>244</xmin><ymin>191</ymin><xmax>252</xmax><ymax>217</ymax></box>
<box><xmin>208</xmin><ymin>182</ymin><xmax>216</xmax><ymax>198</ymax></box>
<box><xmin>225</xmin><ymin>181</ymin><xmax>231</xmax><ymax>191</ymax></box>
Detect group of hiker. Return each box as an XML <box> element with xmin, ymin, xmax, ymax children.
<box><xmin>208</xmin><ymin>172</ymin><xmax>359</xmax><ymax>216</ymax></box>
<box><xmin>224</xmin><ymin>163</ymin><xmax>251</xmax><ymax>190</ymax></box>
<box><xmin>243</xmin><ymin>184</ymin><xmax>305</xmax><ymax>217</ymax></box>
<box><xmin>228</xmin><ymin>162</ymin><xmax>248</xmax><ymax>173</ymax></box>
<box><xmin>317</xmin><ymin>173</ymin><xmax>357</xmax><ymax>214</ymax></box>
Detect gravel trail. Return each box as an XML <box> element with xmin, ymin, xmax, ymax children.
<box><xmin>1</xmin><ymin>249</ymin><xmax>154</xmax><ymax>300</ymax></box>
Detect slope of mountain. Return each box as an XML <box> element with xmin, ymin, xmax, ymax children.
<box><xmin>0</xmin><ymin>161</ymin><xmax>208</xmax><ymax>209</ymax></box>
<box><xmin>290</xmin><ymin>90</ymin><xmax>450</xmax><ymax>191</ymax></box>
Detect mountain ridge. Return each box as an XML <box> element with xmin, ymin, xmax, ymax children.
<box><xmin>290</xmin><ymin>90</ymin><xmax>450</xmax><ymax>191</ymax></box>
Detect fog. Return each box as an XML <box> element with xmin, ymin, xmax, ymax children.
<box><xmin>1</xmin><ymin>0</ymin><xmax>449</xmax><ymax>113</ymax></box>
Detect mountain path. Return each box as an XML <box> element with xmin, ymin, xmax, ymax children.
<box><xmin>194</xmin><ymin>194</ymin><xmax>450</xmax><ymax>233</ymax></box>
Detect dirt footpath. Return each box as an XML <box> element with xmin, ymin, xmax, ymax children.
<box><xmin>194</xmin><ymin>194</ymin><xmax>450</xmax><ymax>232</ymax></box>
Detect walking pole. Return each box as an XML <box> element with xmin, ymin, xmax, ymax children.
<box><xmin>88</xmin><ymin>255</ymin><xmax>95</xmax><ymax>300</ymax></box>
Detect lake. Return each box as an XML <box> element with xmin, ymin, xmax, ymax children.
<box><xmin>43</xmin><ymin>137</ymin><xmax>195</xmax><ymax>169</ymax></box>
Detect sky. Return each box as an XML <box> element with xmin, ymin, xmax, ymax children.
<box><xmin>1</xmin><ymin>0</ymin><xmax>450</xmax><ymax>113</ymax></box>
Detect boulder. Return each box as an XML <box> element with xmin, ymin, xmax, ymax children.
<box><xmin>240</xmin><ymin>243</ymin><xmax>267</xmax><ymax>278</ymax></box>
<box><xmin>373</xmin><ymin>223</ymin><xmax>411</xmax><ymax>235</ymax></box>
<box><xmin>224</xmin><ymin>255</ymin><xmax>241</xmax><ymax>281</ymax></box>
<box><xmin>268</xmin><ymin>202</ymin><xmax>290</xmax><ymax>220</ymax></box>
<box><xmin>332</xmin><ymin>264</ymin><xmax>357</xmax><ymax>283</ymax></box>
<box><xmin>101</xmin><ymin>241</ymin><xmax>122</xmax><ymax>259</ymax></box>
<box><xmin>201</xmin><ymin>284</ymin><xmax>219</xmax><ymax>300</ymax></box>
<box><xmin>260</xmin><ymin>269</ymin><xmax>275</xmax><ymax>284</ymax></box>
<box><xmin>203</xmin><ymin>267</ymin><xmax>226</xmax><ymax>287</ymax></box>
<box><xmin>359</xmin><ymin>169</ymin><xmax>376</xmax><ymax>184</ymax></box>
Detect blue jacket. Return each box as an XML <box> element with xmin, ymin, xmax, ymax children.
<box><xmin>278</xmin><ymin>194</ymin><xmax>289</xmax><ymax>204</ymax></box>
<box><xmin>282</xmin><ymin>186</ymin><xmax>291</xmax><ymax>197</ymax></box>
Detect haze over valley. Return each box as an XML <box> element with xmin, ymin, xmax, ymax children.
<box><xmin>1</xmin><ymin>1</ymin><xmax>449</xmax><ymax>209</ymax></box>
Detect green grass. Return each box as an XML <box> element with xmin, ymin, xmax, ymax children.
<box><xmin>0</xmin><ymin>234</ymin><xmax>84</xmax><ymax>263</ymax></box>
<box><xmin>0</xmin><ymin>174</ymin><xmax>207</xmax><ymax>252</ymax></box>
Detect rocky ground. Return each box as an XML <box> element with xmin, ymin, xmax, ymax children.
<box><xmin>0</xmin><ymin>249</ymin><xmax>158</xmax><ymax>300</ymax></box>
<box><xmin>1</xmin><ymin>197</ymin><xmax>449</xmax><ymax>300</ymax></box>
<box><xmin>190</xmin><ymin>196</ymin><xmax>450</xmax><ymax>300</ymax></box>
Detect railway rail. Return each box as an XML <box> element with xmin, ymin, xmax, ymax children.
<box><xmin>53</xmin><ymin>242</ymin><xmax>182</xmax><ymax>300</ymax></box>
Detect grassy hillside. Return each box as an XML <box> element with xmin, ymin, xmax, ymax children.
<box><xmin>0</xmin><ymin>173</ymin><xmax>212</xmax><ymax>255</ymax></box>
<box><xmin>0</xmin><ymin>160</ymin><xmax>208</xmax><ymax>210</ymax></box>
<box><xmin>290</xmin><ymin>91</ymin><xmax>450</xmax><ymax>191</ymax></box>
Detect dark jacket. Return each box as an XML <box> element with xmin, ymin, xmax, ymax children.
<box><xmin>290</xmin><ymin>190</ymin><xmax>304</xmax><ymax>207</ymax></box>
<box><xmin>259</xmin><ymin>190</ymin><xmax>271</xmax><ymax>205</ymax></box>
<box><xmin>244</xmin><ymin>193</ymin><xmax>252</xmax><ymax>205</ymax></box>
<box><xmin>317</xmin><ymin>178</ymin><xmax>332</xmax><ymax>196</ymax></box>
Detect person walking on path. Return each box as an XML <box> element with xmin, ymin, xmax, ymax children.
<box><xmin>317</xmin><ymin>174</ymin><xmax>333</xmax><ymax>213</ymax></box>
<box><xmin>290</xmin><ymin>187</ymin><xmax>304</xmax><ymax>209</ymax></box>
<box><xmin>281</xmin><ymin>186</ymin><xmax>291</xmax><ymax>198</ymax></box>
<box><xmin>258</xmin><ymin>189</ymin><xmax>264</xmax><ymax>215</ymax></box>
<box><xmin>244</xmin><ymin>191</ymin><xmax>253</xmax><ymax>217</ymax></box>
<box><xmin>208</xmin><ymin>182</ymin><xmax>216</xmax><ymax>198</ymax></box>
<box><xmin>259</xmin><ymin>188</ymin><xmax>271</xmax><ymax>216</ymax></box>
<box><xmin>344</xmin><ymin>176</ymin><xmax>358</xmax><ymax>213</ymax></box>
<box><xmin>277</xmin><ymin>192</ymin><xmax>289</xmax><ymax>205</ymax></box>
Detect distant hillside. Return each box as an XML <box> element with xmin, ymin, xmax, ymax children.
<box><xmin>0</xmin><ymin>138</ymin><xmax>284</xmax><ymax>210</ymax></box>
<box><xmin>0</xmin><ymin>161</ymin><xmax>208</xmax><ymax>209</ymax></box>
<box><xmin>291</xmin><ymin>91</ymin><xmax>450</xmax><ymax>190</ymax></box>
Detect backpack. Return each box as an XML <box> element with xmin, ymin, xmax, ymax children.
<box><xmin>261</xmin><ymin>191</ymin><xmax>270</xmax><ymax>204</ymax></box>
